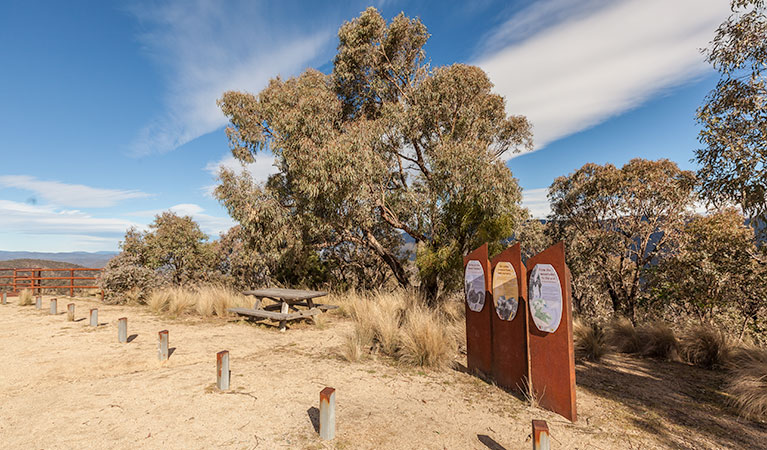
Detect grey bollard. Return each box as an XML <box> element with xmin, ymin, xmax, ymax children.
<box><xmin>35</xmin><ymin>296</ymin><xmax>42</xmax><ymax>309</ymax></box>
<box><xmin>532</xmin><ymin>420</ymin><xmax>551</xmax><ymax>450</ymax></box>
<box><xmin>319</xmin><ymin>387</ymin><xmax>336</xmax><ymax>440</ymax></box>
<box><xmin>2</xmin><ymin>292</ymin><xmax>6</xmax><ymax>304</ymax></box>
<box><xmin>216</xmin><ymin>350</ymin><xmax>230</xmax><ymax>390</ymax></box>
<box><xmin>67</xmin><ymin>303</ymin><xmax>75</xmax><ymax>321</ymax></box>
<box><xmin>158</xmin><ymin>330</ymin><xmax>169</xmax><ymax>361</ymax></box>
<box><xmin>50</xmin><ymin>298</ymin><xmax>57</xmax><ymax>315</ymax></box>
<box><xmin>89</xmin><ymin>308</ymin><xmax>98</xmax><ymax>327</ymax></box>
<box><xmin>118</xmin><ymin>317</ymin><xmax>127</xmax><ymax>343</ymax></box>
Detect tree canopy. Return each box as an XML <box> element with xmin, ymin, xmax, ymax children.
<box><xmin>215</xmin><ymin>8</ymin><xmax>532</xmax><ymax>294</ymax></box>
<box><xmin>696</xmin><ymin>0</ymin><xmax>767</xmax><ymax>224</ymax></box>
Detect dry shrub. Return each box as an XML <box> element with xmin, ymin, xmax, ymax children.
<box><xmin>680</xmin><ymin>326</ymin><xmax>732</xmax><ymax>368</ymax></box>
<box><xmin>574</xmin><ymin>319</ymin><xmax>608</xmax><ymax>361</ymax></box>
<box><xmin>726</xmin><ymin>347</ymin><xmax>767</xmax><ymax>421</ymax></box>
<box><xmin>18</xmin><ymin>289</ymin><xmax>34</xmax><ymax>306</ymax></box>
<box><xmin>607</xmin><ymin>318</ymin><xmax>642</xmax><ymax>353</ymax></box>
<box><xmin>338</xmin><ymin>289</ymin><xmax>460</xmax><ymax>369</ymax></box>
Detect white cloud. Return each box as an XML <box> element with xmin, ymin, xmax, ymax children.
<box><xmin>0</xmin><ymin>200</ymin><xmax>137</xmax><ymax>235</ymax></box>
<box><xmin>129</xmin><ymin>0</ymin><xmax>332</xmax><ymax>155</ymax></box>
<box><xmin>521</xmin><ymin>188</ymin><xmax>551</xmax><ymax>219</ymax></box>
<box><xmin>0</xmin><ymin>175</ymin><xmax>151</xmax><ymax>208</ymax></box>
<box><xmin>476</xmin><ymin>0</ymin><xmax>730</xmax><ymax>155</ymax></box>
<box><xmin>127</xmin><ymin>203</ymin><xmax>235</xmax><ymax>237</ymax></box>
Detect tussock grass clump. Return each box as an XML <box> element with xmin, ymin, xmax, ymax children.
<box><xmin>726</xmin><ymin>347</ymin><xmax>767</xmax><ymax>422</ymax></box>
<box><xmin>18</xmin><ymin>289</ymin><xmax>34</xmax><ymax>306</ymax></box>
<box><xmin>574</xmin><ymin>319</ymin><xmax>608</xmax><ymax>361</ymax></box>
<box><xmin>637</xmin><ymin>322</ymin><xmax>680</xmax><ymax>361</ymax></box>
<box><xmin>338</xmin><ymin>289</ymin><xmax>460</xmax><ymax>369</ymax></box>
<box><xmin>680</xmin><ymin>326</ymin><xmax>732</xmax><ymax>369</ymax></box>
<box><xmin>606</xmin><ymin>318</ymin><xmax>643</xmax><ymax>353</ymax></box>
<box><xmin>147</xmin><ymin>285</ymin><xmax>251</xmax><ymax>317</ymax></box>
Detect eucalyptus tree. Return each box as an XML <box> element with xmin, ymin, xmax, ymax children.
<box><xmin>216</xmin><ymin>8</ymin><xmax>532</xmax><ymax>294</ymax></box>
<box><xmin>696</xmin><ymin>0</ymin><xmax>767</xmax><ymax>226</ymax></box>
<box><xmin>547</xmin><ymin>159</ymin><xmax>697</xmax><ymax>321</ymax></box>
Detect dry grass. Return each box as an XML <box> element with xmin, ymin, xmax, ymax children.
<box><xmin>147</xmin><ymin>285</ymin><xmax>252</xmax><ymax>318</ymax></box>
<box><xmin>680</xmin><ymin>325</ymin><xmax>732</xmax><ymax>369</ymax></box>
<box><xmin>637</xmin><ymin>322</ymin><xmax>680</xmax><ymax>361</ymax></box>
<box><xmin>337</xmin><ymin>289</ymin><xmax>460</xmax><ymax>369</ymax></box>
<box><xmin>606</xmin><ymin>318</ymin><xmax>643</xmax><ymax>353</ymax></box>
<box><xmin>606</xmin><ymin>318</ymin><xmax>679</xmax><ymax>361</ymax></box>
<box><xmin>726</xmin><ymin>346</ymin><xmax>767</xmax><ymax>422</ymax></box>
<box><xmin>18</xmin><ymin>289</ymin><xmax>34</xmax><ymax>306</ymax></box>
<box><xmin>574</xmin><ymin>319</ymin><xmax>608</xmax><ymax>361</ymax></box>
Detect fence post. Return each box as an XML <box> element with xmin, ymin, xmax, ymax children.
<box><xmin>67</xmin><ymin>303</ymin><xmax>75</xmax><ymax>321</ymax></box>
<box><xmin>158</xmin><ymin>330</ymin><xmax>169</xmax><ymax>361</ymax></box>
<box><xmin>50</xmin><ymin>298</ymin><xmax>57</xmax><ymax>315</ymax></box>
<box><xmin>90</xmin><ymin>308</ymin><xmax>98</xmax><ymax>327</ymax></box>
<box><xmin>13</xmin><ymin>269</ymin><xmax>17</xmax><ymax>293</ymax></box>
<box><xmin>532</xmin><ymin>420</ymin><xmax>550</xmax><ymax>450</ymax></box>
<box><xmin>217</xmin><ymin>351</ymin><xmax>230</xmax><ymax>390</ymax></box>
<box><xmin>118</xmin><ymin>318</ymin><xmax>127</xmax><ymax>343</ymax></box>
<box><xmin>319</xmin><ymin>387</ymin><xmax>336</xmax><ymax>440</ymax></box>
<box><xmin>70</xmin><ymin>269</ymin><xmax>74</xmax><ymax>297</ymax></box>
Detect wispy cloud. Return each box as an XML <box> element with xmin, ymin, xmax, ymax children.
<box><xmin>521</xmin><ymin>187</ymin><xmax>551</xmax><ymax>219</ymax></box>
<box><xmin>476</xmin><ymin>0</ymin><xmax>729</xmax><ymax>155</ymax></box>
<box><xmin>0</xmin><ymin>200</ymin><xmax>137</xmax><ymax>235</ymax></box>
<box><xmin>128</xmin><ymin>0</ymin><xmax>333</xmax><ymax>155</ymax></box>
<box><xmin>0</xmin><ymin>175</ymin><xmax>151</xmax><ymax>208</ymax></box>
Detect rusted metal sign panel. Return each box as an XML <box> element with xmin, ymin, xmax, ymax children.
<box><xmin>463</xmin><ymin>244</ymin><xmax>493</xmax><ymax>377</ymax></box>
<box><xmin>490</xmin><ymin>243</ymin><xmax>530</xmax><ymax>393</ymax></box>
<box><xmin>526</xmin><ymin>241</ymin><xmax>577</xmax><ymax>422</ymax></box>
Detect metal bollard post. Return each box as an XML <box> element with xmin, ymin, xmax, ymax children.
<box><xmin>89</xmin><ymin>308</ymin><xmax>98</xmax><ymax>327</ymax></box>
<box><xmin>35</xmin><ymin>296</ymin><xmax>42</xmax><ymax>309</ymax></box>
<box><xmin>2</xmin><ymin>292</ymin><xmax>6</xmax><ymax>304</ymax></box>
<box><xmin>532</xmin><ymin>420</ymin><xmax>551</xmax><ymax>450</ymax></box>
<box><xmin>158</xmin><ymin>330</ymin><xmax>169</xmax><ymax>361</ymax></box>
<box><xmin>50</xmin><ymin>298</ymin><xmax>57</xmax><ymax>315</ymax></box>
<box><xmin>319</xmin><ymin>387</ymin><xmax>336</xmax><ymax>440</ymax></box>
<box><xmin>216</xmin><ymin>350</ymin><xmax>230</xmax><ymax>390</ymax></box>
<box><xmin>118</xmin><ymin>318</ymin><xmax>127</xmax><ymax>343</ymax></box>
<box><xmin>67</xmin><ymin>303</ymin><xmax>75</xmax><ymax>321</ymax></box>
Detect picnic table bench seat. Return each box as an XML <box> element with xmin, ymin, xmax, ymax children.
<box><xmin>228</xmin><ymin>288</ymin><xmax>337</xmax><ymax>331</ymax></box>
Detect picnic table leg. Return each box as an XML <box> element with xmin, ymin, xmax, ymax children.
<box><xmin>279</xmin><ymin>301</ymin><xmax>288</xmax><ymax>331</ymax></box>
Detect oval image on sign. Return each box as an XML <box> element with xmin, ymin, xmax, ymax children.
<box><xmin>464</xmin><ymin>259</ymin><xmax>485</xmax><ymax>312</ymax></box>
<box><xmin>528</xmin><ymin>263</ymin><xmax>562</xmax><ymax>333</ymax></box>
<box><xmin>492</xmin><ymin>261</ymin><xmax>518</xmax><ymax>321</ymax></box>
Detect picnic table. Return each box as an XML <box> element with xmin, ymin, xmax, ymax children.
<box><xmin>228</xmin><ymin>288</ymin><xmax>338</xmax><ymax>331</ymax></box>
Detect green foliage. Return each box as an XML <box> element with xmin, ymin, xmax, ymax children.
<box><xmin>696</xmin><ymin>0</ymin><xmax>767</xmax><ymax>224</ymax></box>
<box><xmin>216</xmin><ymin>7</ymin><xmax>531</xmax><ymax>295</ymax></box>
<box><xmin>548</xmin><ymin>159</ymin><xmax>697</xmax><ymax>321</ymax></box>
<box><xmin>101</xmin><ymin>212</ymin><xmax>217</xmax><ymax>303</ymax></box>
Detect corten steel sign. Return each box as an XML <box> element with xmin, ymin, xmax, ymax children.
<box><xmin>490</xmin><ymin>243</ymin><xmax>530</xmax><ymax>394</ymax></box>
<box><xmin>463</xmin><ymin>243</ymin><xmax>493</xmax><ymax>377</ymax></box>
<box><xmin>526</xmin><ymin>241</ymin><xmax>577</xmax><ymax>422</ymax></box>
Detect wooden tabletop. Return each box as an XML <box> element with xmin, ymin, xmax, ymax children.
<box><xmin>242</xmin><ymin>288</ymin><xmax>328</xmax><ymax>301</ymax></box>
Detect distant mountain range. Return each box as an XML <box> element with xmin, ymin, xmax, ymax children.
<box><xmin>0</xmin><ymin>251</ymin><xmax>117</xmax><ymax>268</ymax></box>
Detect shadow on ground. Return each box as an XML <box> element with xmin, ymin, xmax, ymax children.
<box><xmin>576</xmin><ymin>354</ymin><xmax>767</xmax><ymax>448</ymax></box>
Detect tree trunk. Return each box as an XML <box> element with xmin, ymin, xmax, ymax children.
<box><xmin>363</xmin><ymin>229</ymin><xmax>410</xmax><ymax>288</ymax></box>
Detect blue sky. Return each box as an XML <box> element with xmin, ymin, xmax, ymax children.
<box><xmin>0</xmin><ymin>0</ymin><xmax>730</xmax><ymax>252</ymax></box>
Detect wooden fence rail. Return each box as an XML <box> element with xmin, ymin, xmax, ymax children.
<box><xmin>0</xmin><ymin>268</ymin><xmax>102</xmax><ymax>298</ymax></box>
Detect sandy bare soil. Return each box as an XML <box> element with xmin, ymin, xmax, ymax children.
<box><xmin>1</xmin><ymin>296</ymin><xmax>765</xmax><ymax>449</ymax></box>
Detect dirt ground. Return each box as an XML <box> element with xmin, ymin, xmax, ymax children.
<box><xmin>1</xmin><ymin>296</ymin><xmax>765</xmax><ymax>449</ymax></box>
